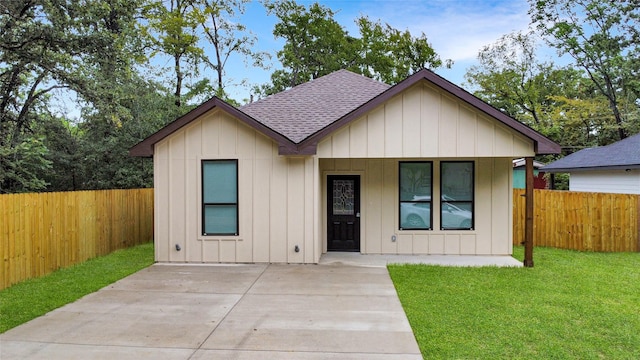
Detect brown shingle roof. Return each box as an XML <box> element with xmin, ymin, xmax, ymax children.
<box><xmin>240</xmin><ymin>70</ymin><xmax>390</xmax><ymax>143</ymax></box>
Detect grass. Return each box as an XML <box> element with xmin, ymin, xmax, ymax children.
<box><xmin>389</xmin><ymin>247</ymin><xmax>640</xmax><ymax>359</ymax></box>
<box><xmin>0</xmin><ymin>242</ymin><xmax>154</xmax><ymax>333</ymax></box>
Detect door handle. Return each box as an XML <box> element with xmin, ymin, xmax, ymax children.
<box><xmin>356</xmin><ymin>212</ymin><xmax>361</xmax><ymax>218</ymax></box>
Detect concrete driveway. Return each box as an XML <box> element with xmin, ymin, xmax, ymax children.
<box><xmin>1</xmin><ymin>262</ymin><xmax>423</xmax><ymax>359</ymax></box>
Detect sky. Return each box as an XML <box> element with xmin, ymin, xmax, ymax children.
<box><xmin>57</xmin><ymin>0</ymin><xmax>554</xmax><ymax>116</ymax></box>
<box><xmin>201</xmin><ymin>0</ymin><xmax>550</xmax><ymax>103</ymax></box>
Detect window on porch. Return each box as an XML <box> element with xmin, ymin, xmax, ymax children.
<box><xmin>399</xmin><ymin>161</ymin><xmax>432</xmax><ymax>230</ymax></box>
<box><xmin>441</xmin><ymin>161</ymin><xmax>474</xmax><ymax>230</ymax></box>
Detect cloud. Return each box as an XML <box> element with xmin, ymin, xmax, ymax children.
<box><xmin>355</xmin><ymin>0</ymin><xmax>532</xmax><ymax>62</ymax></box>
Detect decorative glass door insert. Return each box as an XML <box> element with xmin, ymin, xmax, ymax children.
<box><xmin>332</xmin><ymin>180</ymin><xmax>355</xmax><ymax>215</ymax></box>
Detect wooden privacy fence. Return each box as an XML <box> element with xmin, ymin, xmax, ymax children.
<box><xmin>0</xmin><ymin>188</ymin><xmax>154</xmax><ymax>290</ymax></box>
<box><xmin>513</xmin><ymin>189</ymin><xmax>639</xmax><ymax>252</ymax></box>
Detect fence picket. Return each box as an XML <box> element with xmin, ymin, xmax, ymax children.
<box><xmin>513</xmin><ymin>189</ymin><xmax>639</xmax><ymax>252</ymax></box>
<box><xmin>0</xmin><ymin>189</ymin><xmax>154</xmax><ymax>290</ymax></box>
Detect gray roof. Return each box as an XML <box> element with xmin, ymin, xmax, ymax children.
<box><xmin>542</xmin><ymin>132</ymin><xmax>640</xmax><ymax>172</ymax></box>
<box><xmin>240</xmin><ymin>70</ymin><xmax>390</xmax><ymax>143</ymax></box>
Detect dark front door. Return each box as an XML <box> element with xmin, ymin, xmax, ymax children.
<box><xmin>327</xmin><ymin>175</ymin><xmax>360</xmax><ymax>251</ymax></box>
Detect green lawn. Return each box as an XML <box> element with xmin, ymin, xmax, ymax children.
<box><xmin>389</xmin><ymin>247</ymin><xmax>640</xmax><ymax>359</ymax></box>
<box><xmin>0</xmin><ymin>242</ymin><xmax>154</xmax><ymax>333</ymax></box>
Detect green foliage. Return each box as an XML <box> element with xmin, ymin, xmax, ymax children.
<box><xmin>0</xmin><ymin>135</ymin><xmax>52</xmax><ymax>193</ymax></box>
<box><xmin>2</xmin><ymin>1</ymin><xmax>637</xmax><ymax>193</ymax></box>
<box><xmin>1</xmin><ymin>0</ymin><xmax>259</xmax><ymax>193</ymax></box>
<box><xmin>197</xmin><ymin>0</ymin><xmax>270</xmax><ymax>97</ymax></box>
<box><xmin>465</xmin><ymin>29</ymin><xmax>634</xmax><ymax>153</ymax></box>
<box><xmin>143</xmin><ymin>0</ymin><xmax>265</xmax><ymax>106</ymax></box>
<box><xmin>0</xmin><ymin>243</ymin><xmax>154</xmax><ymax>333</ymax></box>
<box><xmin>259</xmin><ymin>0</ymin><xmax>357</xmax><ymax>94</ymax></box>
<box><xmin>0</xmin><ymin>0</ymin><xmax>155</xmax><ymax>192</ymax></box>
<box><xmin>257</xmin><ymin>0</ymin><xmax>450</xmax><ymax>95</ymax></box>
<box><xmin>389</xmin><ymin>247</ymin><xmax>640</xmax><ymax>359</ymax></box>
<box><xmin>355</xmin><ymin>16</ymin><xmax>451</xmax><ymax>84</ymax></box>
<box><xmin>529</xmin><ymin>0</ymin><xmax>640</xmax><ymax>141</ymax></box>
<box><xmin>143</xmin><ymin>0</ymin><xmax>206</xmax><ymax>106</ymax></box>
<box><xmin>77</xmin><ymin>79</ymin><xmax>187</xmax><ymax>190</ymax></box>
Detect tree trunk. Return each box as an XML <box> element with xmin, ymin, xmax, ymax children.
<box><xmin>174</xmin><ymin>54</ymin><xmax>182</xmax><ymax>107</ymax></box>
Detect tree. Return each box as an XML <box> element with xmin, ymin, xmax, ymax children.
<box><xmin>0</xmin><ymin>133</ymin><xmax>52</xmax><ymax>193</ymax></box>
<box><xmin>465</xmin><ymin>32</ymin><xmax>552</xmax><ymax>126</ymax></box>
<box><xmin>258</xmin><ymin>0</ymin><xmax>450</xmax><ymax>95</ymax></box>
<box><xmin>356</xmin><ymin>16</ymin><xmax>451</xmax><ymax>84</ymax></box>
<box><xmin>76</xmin><ymin>78</ymin><xmax>188</xmax><ymax>190</ymax></box>
<box><xmin>464</xmin><ymin>31</ymin><xmax>619</xmax><ymax>150</ymax></box>
<box><xmin>197</xmin><ymin>0</ymin><xmax>269</xmax><ymax>99</ymax></box>
<box><xmin>143</xmin><ymin>0</ymin><xmax>205</xmax><ymax>107</ymax></box>
<box><xmin>0</xmin><ymin>0</ymin><xmax>147</xmax><ymax>193</ymax></box>
<box><xmin>529</xmin><ymin>0</ymin><xmax>640</xmax><ymax>141</ymax></box>
<box><xmin>260</xmin><ymin>0</ymin><xmax>357</xmax><ymax>94</ymax></box>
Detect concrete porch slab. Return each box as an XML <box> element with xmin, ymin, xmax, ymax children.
<box><xmin>319</xmin><ymin>252</ymin><xmax>523</xmax><ymax>267</ymax></box>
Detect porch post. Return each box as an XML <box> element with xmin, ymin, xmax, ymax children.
<box><xmin>524</xmin><ymin>156</ymin><xmax>534</xmax><ymax>267</ymax></box>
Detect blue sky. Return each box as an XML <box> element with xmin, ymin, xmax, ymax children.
<box><xmin>207</xmin><ymin>0</ymin><xmax>549</xmax><ymax>103</ymax></box>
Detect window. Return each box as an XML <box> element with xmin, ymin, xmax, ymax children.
<box><xmin>399</xmin><ymin>162</ymin><xmax>432</xmax><ymax>230</ymax></box>
<box><xmin>202</xmin><ymin>160</ymin><xmax>238</xmax><ymax>235</ymax></box>
<box><xmin>441</xmin><ymin>161</ymin><xmax>474</xmax><ymax>230</ymax></box>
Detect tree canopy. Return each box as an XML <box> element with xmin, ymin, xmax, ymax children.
<box><xmin>1</xmin><ymin>0</ymin><xmax>638</xmax><ymax>193</ymax></box>
<box><xmin>256</xmin><ymin>0</ymin><xmax>451</xmax><ymax>95</ymax></box>
<box><xmin>465</xmin><ymin>1</ymin><xmax>640</xmax><ymax>155</ymax></box>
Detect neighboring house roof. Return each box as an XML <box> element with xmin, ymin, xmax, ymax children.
<box><xmin>513</xmin><ymin>158</ymin><xmax>546</xmax><ymax>169</ymax></box>
<box><xmin>542</xmin><ymin>132</ymin><xmax>640</xmax><ymax>172</ymax></box>
<box><xmin>130</xmin><ymin>69</ymin><xmax>561</xmax><ymax>157</ymax></box>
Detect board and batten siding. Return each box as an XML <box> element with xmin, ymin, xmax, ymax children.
<box><xmin>152</xmin><ymin>79</ymin><xmax>537</xmax><ymax>263</ymax></box>
<box><xmin>313</xmin><ymin>82</ymin><xmax>529</xmax><ymax>255</ymax></box>
<box><xmin>570</xmin><ymin>170</ymin><xmax>640</xmax><ymax>194</ymax></box>
<box><xmin>316</xmin><ymin>82</ymin><xmax>535</xmax><ymax>159</ymax></box>
<box><xmin>320</xmin><ymin>158</ymin><xmax>513</xmax><ymax>255</ymax></box>
<box><xmin>154</xmin><ymin>109</ymin><xmax>320</xmax><ymax>264</ymax></box>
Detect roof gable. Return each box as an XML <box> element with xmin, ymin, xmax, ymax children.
<box><xmin>542</xmin><ymin>132</ymin><xmax>640</xmax><ymax>172</ymax></box>
<box><xmin>293</xmin><ymin>69</ymin><xmax>560</xmax><ymax>155</ymax></box>
<box><xmin>129</xmin><ymin>97</ymin><xmax>296</xmax><ymax>157</ymax></box>
<box><xmin>130</xmin><ymin>69</ymin><xmax>560</xmax><ymax>157</ymax></box>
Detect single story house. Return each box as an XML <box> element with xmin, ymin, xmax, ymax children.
<box><xmin>512</xmin><ymin>158</ymin><xmax>548</xmax><ymax>189</ymax></box>
<box><xmin>130</xmin><ymin>69</ymin><xmax>560</xmax><ymax>264</ymax></box>
<box><xmin>542</xmin><ymin>132</ymin><xmax>640</xmax><ymax>194</ymax></box>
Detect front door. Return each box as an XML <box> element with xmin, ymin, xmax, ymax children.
<box><xmin>327</xmin><ymin>175</ymin><xmax>360</xmax><ymax>251</ymax></box>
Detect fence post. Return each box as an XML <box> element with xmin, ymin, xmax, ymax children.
<box><xmin>524</xmin><ymin>157</ymin><xmax>534</xmax><ymax>267</ymax></box>
<box><xmin>637</xmin><ymin>195</ymin><xmax>640</xmax><ymax>252</ymax></box>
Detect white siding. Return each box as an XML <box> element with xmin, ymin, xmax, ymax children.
<box><xmin>317</xmin><ymin>83</ymin><xmax>535</xmax><ymax>159</ymax></box>
<box><xmin>570</xmin><ymin>170</ymin><xmax>640</xmax><ymax>194</ymax></box>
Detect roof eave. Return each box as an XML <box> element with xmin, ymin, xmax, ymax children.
<box><xmin>535</xmin><ymin>141</ymin><xmax>562</xmax><ymax>155</ymax></box>
<box><xmin>542</xmin><ymin>164</ymin><xmax>640</xmax><ymax>173</ymax></box>
<box><xmin>129</xmin><ymin>97</ymin><xmax>297</xmax><ymax>157</ymax></box>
